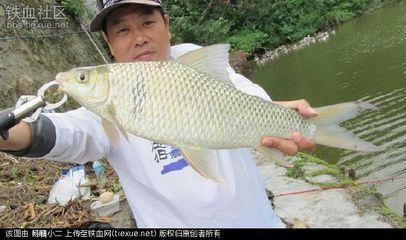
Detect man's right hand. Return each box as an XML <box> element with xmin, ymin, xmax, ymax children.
<box><xmin>260</xmin><ymin>99</ymin><xmax>317</xmax><ymax>155</ymax></box>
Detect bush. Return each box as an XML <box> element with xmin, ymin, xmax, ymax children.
<box><xmin>164</xmin><ymin>0</ymin><xmax>390</xmax><ymax>54</ymax></box>
<box><xmin>198</xmin><ymin>18</ymin><xmax>231</xmax><ymax>45</ymax></box>
<box><xmin>228</xmin><ymin>30</ymin><xmax>268</xmax><ymax>53</ymax></box>
<box><xmin>59</xmin><ymin>0</ymin><xmax>86</xmax><ymax>20</ymax></box>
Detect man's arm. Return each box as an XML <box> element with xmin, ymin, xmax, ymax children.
<box><xmin>0</xmin><ymin>121</ymin><xmax>32</xmax><ymax>151</ymax></box>
<box><xmin>0</xmin><ymin>108</ymin><xmax>111</xmax><ymax>164</ymax></box>
<box><xmin>0</xmin><ymin>111</ymin><xmax>57</xmax><ymax>157</ymax></box>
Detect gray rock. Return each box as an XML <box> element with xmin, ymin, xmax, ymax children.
<box><xmin>305</xmin><ymin>175</ymin><xmax>338</xmax><ymax>184</ymax></box>
<box><xmin>302</xmin><ymin>163</ymin><xmax>328</xmax><ymax>175</ymax></box>
<box><xmin>257</xmin><ymin>159</ymin><xmax>395</xmax><ymax>228</ymax></box>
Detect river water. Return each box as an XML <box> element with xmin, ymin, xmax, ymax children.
<box><xmin>251</xmin><ymin>2</ymin><xmax>406</xmax><ymax>216</ymax></box>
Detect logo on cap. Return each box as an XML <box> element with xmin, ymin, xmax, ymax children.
<box><xmin>97</xmin><ymin>0</ymin><xmax>163</xmax><ymax>12</ymax></box>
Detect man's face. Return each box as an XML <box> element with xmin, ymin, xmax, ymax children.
<box><xmin>103</xmin><ymin>4</ymin><xmax>171</xmax><ymax>63</ymax></box>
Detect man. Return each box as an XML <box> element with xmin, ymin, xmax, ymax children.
<box><xmin>0</xmin><ymin>0</ymin><xmax>316</xmax><ymax>227</ymax></box>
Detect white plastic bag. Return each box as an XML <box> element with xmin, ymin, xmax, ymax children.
<box><xmin>48</xmin><ymin>165</ymin><xmax>90</xmax><ymax>206</ymax></box>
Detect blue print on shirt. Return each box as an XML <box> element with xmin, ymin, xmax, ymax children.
<box><xmin>161</xmin><ymin>159</ymin><xmax>188</xmax><ymax>174</ymax></box>
<box><xmin>168</xmin><ymin>148</ymin><xmax>181</xmax><ymax>158</ymax></box>
<box><xmin>152</xmin><ymin>142</ymin><xmax>189</xmax><ymax>175</ymax></box>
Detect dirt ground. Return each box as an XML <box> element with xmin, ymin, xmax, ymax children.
<box><xmin>0</xmin><ymin>152</ymin><xmax>134</xmax><ymax>228</ymax></box>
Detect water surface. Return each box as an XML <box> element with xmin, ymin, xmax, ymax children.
<box><xmin>252</xmin><ymin>2</ymin><xmax>406</xmax><ymax>215</ymax></box>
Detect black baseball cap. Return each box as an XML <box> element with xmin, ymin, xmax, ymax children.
<box><xmin>90</xmin><ymin>0</ymin><xmax>163</xmax><ymax>32</ymax></box>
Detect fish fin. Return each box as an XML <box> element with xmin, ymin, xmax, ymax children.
<box><xmin>177</xmin><ymin>44</ymin><xmax>235</xmax><ymax>88</ymax></box>
<box><xmin>311</xmin><ymin>101</ymin><xmax>385</xmax><ymax>153</ymax></box>
<box><xmin>106</xmin><ymin>104</ymin><xmax>129</xmax><ymax>142</ymax></box>
<box><xmin>180</xmin><ymin>147</ymin><xmax>224</xmax><ymax>185</ymax></box>
<box><xmin>255</xmin><ymin>146</ymin><xmax>294</xmax><ymax>168</ymax></box>
<box><xmin>101</xmin><ymin>105</ymin><xmax>129</xmax><ymax>146</ymax></box>
<box><xmin>102</xmin><ymin>118</ymin><xmax>120</xmax><ymax>148</ymax></box>
<box><xmin>313</xmin><ymin>101</ymin><xmax>377</xmax><ymax>125</ymax></box>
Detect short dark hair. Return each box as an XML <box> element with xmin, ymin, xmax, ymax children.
<box><xmin>102</xmin><ymin>5</ymin><xmax>166</xmax><ymax>36</ymax></box>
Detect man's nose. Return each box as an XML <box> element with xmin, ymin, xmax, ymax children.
<box><xmin>132</xmin><ymin>29</ymin><xmax>149</xmax><ymax>47</ymax></box>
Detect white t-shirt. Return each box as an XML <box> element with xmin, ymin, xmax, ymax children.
<box><xmin>42</xmin><ymin>44</ymin><xmax>285</xmax><ymax>228</ymax></box>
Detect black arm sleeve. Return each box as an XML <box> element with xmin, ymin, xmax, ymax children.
<box><xmin>3</xmin><ymin>114</ymin><xmax>56</xmax><ymax>158</ymax></box>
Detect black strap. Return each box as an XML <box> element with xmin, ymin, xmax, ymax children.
<box><xmin>2</xmin><ymin>114</ymin><xmax>56</xmax><ymax>158</ymax></box>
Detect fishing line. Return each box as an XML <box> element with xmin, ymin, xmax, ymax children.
<box><xmin>274</xmin><ymin>176</ymin><xmax>406</xmax><ymax>197</ymax></box>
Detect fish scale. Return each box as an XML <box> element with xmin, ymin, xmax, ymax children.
<box><xmin>106</xmin><ymin>61</ymin><xmax>313</xmax><ymax>149</ymax></box>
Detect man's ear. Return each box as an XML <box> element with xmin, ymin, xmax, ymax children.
<box><xmin>165</xmin><ymin>14</ymin><xmax>171</xmax><ymax>40</ymax></box>
<box><xmin>102</xmin><ymin>32</ymin><xmax>115</xmax><ymax>56</ymax></box>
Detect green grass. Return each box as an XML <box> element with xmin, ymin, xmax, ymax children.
<box><xmin>286</xmin><ymin>152</ymin><xmax>342</xmax><ymax>180</ymax></box>
<box><xmin>10</xmin><ymin>167</ymin><xmax>19</xmax><ymax>181</ymax></box>
<box><xmin>112</xmin><ymin>179</ymin><xmax>123</xmax><ymax>194</ymax></box>
<box><xmin>25</xmin><ymin>171</ymin><xmax>38</xmax><ymax>187</ymax></box>
<box><xmin>286</xmin><ymin>152</ymin><xmax>361</xmax><ymax>190</ymax></box>
<box><xmin>297</xmin><ymin>152</ymin><xmax>336</xmax><ymax>169</ymax></box>
<box><xmin>306</xmin><ymin>168</ymin><xmax>341</xmax><ymax>178</ymax></box>
<box><xmin>312</xmin><ymin>178</ymin><xmax>356</xmax><ymax>188</ymax></box>
<box><xmin>286</xmin><ymin>157</ymin><xmax>305</xmax><ymax>179</ymax></box>
<box><xmin>379</xmin><ymin>207</ymin><xmax>406</xmax><ymax>228</ymax></box>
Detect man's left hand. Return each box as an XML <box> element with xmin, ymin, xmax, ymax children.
<box><xmin>261</xmin><ymin>99</ymin><xmax>317</xmax><ymax>155</ymax></box>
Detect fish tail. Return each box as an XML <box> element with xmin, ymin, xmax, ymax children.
<box><xmin>311</xmin><ymin>101</ymin><xmax>385</xmax><ymax>153</ymax></box>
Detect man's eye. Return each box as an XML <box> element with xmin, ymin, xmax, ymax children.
<box><xmin>143</xmin><ymin>21</ymin><xmax>155</xmax><ymax>27</ymax></box>
<box><xmin>118</xmin><ymin>28</ymin><xmax>129</xmax><ymax>33</ymax></box>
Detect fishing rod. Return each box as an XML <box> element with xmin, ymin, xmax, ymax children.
<box><xmin>0</xmin><ymin>81</ymin><xmax>67</xmax><ymax>140</ymax></box>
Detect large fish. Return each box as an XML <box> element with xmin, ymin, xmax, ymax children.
<box><xmin>55</xmin><ymin>44</ymin><xmax>384</xmax><ymax>183</ymax></box>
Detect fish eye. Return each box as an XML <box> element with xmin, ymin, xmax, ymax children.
<box><xmin>77</xmin><ymin>72</ymin><xmax>87</xmax><ymax>83</ymax></box>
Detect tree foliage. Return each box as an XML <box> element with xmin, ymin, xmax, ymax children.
<box><xmin>164</xmin><ymin>0</ymin><xmax>392</xmax><ymax>53</ymax></box>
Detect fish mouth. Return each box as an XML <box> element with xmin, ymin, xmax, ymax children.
<box><xmin>54</xmin><ymin>72</ymin><xmax>66</xmax><ymax>91</ymax></box>
<box><xmin>57</xmin><ymin>85</ymin><xmax>64</xmax><ymax>92</ymax></box>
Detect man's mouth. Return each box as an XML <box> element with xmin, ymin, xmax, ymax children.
<box><xmin>135</xmin><ymin>51</ymin><xmax>154</xmax><ymax>61</ymax></box>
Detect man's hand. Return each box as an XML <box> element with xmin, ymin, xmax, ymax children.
<box><xmin>261</xmin><ymin>99</ymin><xmax>318</xmax><ymax>155</ymax></box>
